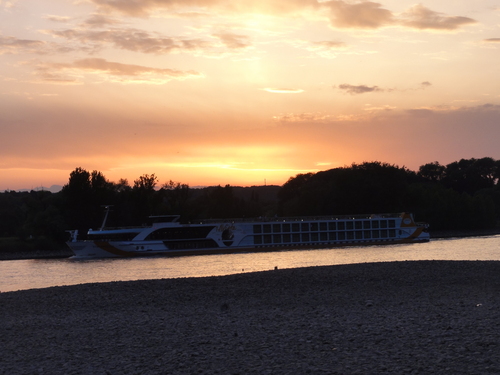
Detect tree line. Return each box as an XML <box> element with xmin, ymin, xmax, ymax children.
<box><xmin>278</xmin><ymin>158</ymin><xmax>500</xmax><ymax>231</ymax></box>
<box><xmin>0</xmin><ymin>157</ymin><xmax>499</xmax><ymax>250</ymax></box>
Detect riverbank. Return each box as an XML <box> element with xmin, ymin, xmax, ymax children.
<box><xmin>430</xmin><ymin>228</ymin><xmax>500</xmax><ymax>239</ymax></box>
<box><xmin>1</xmin><ymin>260</ymin><xmax>499</xmax><ymax>374</ymax></box>
<box><xmin>0</xmin><ymin>248</ymin><xmax>72</xmax><ymax>261</ymax></box>
<box><xmin>0</xmin><ymin>237</ymin><xmax>72</xmax><ymax>261</ymax></box>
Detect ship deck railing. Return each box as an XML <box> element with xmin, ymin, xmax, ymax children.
<box><xmin>196</xmin><ymin>213</ymin><xmax>405</xmax><ymax>224</ymax></box>
<box><xmin>90</xmin><ymin>225</ymin><xmax>148</xmax><ymax>232</ymax></box>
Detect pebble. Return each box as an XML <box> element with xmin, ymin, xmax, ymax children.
<box><xmin>1</xmin><ymin>260</ymin><xmax>500</xmax><ymax>374</ymax></box>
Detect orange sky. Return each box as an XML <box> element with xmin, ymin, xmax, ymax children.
<box><xmin>1</xmin><ymin>0</ymin><xmax>500</xmax><ymax>191</ymax></box>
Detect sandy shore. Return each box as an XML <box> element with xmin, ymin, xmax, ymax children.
<box><xmin>1</xmin><ymin>260</ymin><xmax>500</xmax><ymax>374</ymax></box>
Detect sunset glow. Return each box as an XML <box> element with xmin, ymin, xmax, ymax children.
<box><xmin>1</xmin><ymin>0</ymin><xmax>500</xmax><ymax>190</ymax></box>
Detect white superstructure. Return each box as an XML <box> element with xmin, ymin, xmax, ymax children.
<box><xmin>67</xmin><ymin>212</ymin><xmax>429</xmax><ymax>258</ymax></box>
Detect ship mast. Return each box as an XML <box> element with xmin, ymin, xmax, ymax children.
<box><xmin>99</xmin><ymin>205</ymin><xmax>113</xmax><ymax>231</ymax></box>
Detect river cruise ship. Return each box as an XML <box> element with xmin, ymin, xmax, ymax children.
<box><xmin>66</xmin><ymin>211</ymin><xmax>429</xmax><ymax>258</ymax></box>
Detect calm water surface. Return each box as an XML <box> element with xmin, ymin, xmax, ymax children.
<box><xmin>1</xmin><ymin>235</ymin><xmax>499</xmax><ymax>292</ymax></box>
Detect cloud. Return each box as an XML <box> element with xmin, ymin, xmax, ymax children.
<box><xmin>322</xmin><ymin>0</ymin><xmax>394</xmax><ymax>29</ymax></box>
<box><xmin>0</xmin><ymin>0</ymin><xmax>18</xmax><ymax>10</ymax></box>
<box><xmin>483</xmin><ymin>38</ymin><xmax>500</xmax><ymax>43</ymax></box>
<box><xmin>43</xmin><ymin>15</ymin><xmax>72</xmax><ymax>23</ymax></box>
<box><xmin>336</xmin><ymin>84</ymin><xmax>382</xmax><ymax>95</ymax></box>
<box><xmin>88</xmin><ymin>0</ymin><xmax>318</xmax><ymax>17</ymax></box>
<box><xmin>321</xmin><ymin>2</ymin><xmax>475</xmax><ymax>31</ymax></box>
<box><xmin>32</xmin><ymin>66</ymin><xmax>83</xmax><ymax>85</ymax></box>
<box><xmin>287</xmin><ymin>39</ymin><xmax>347</xmax><ymax>58</ymax></box>
<box><xmin>0</xmin><ymin>35</ymin><xmax>46</xmax><ymax>55</ymax></box>
<box><xmin>400</xmin><ymin>4</ymin><xmax>476</xmax><ymax>31</ymax></box>
<box><xmin>273</xmin><ymin>112</ymin><xmax>331</xmax><ymax>122</ymax></box>
<box><xmin>46</xmin><ymin>27</ymin><xmax>251</xmax><ymax>55</ymax></box>
<box><xmin>90</xmin><ymin>0</ymin><xmax>388</xmax><ymax>31</ymax></box>
<box><xmin>213</xmin><ymin>32</ymin><xmax>252</xmax><ymax>49</ymax></box>
<box><xmin>335</xmin><ymin>82</ymin><xmax>431</xmax><ymax>94</ymax></box>
<box><xmin>82</xmin><ymin>14</ymin><xmax>122</xmax><ymax>28</ymax></box>
<box><xmin>364</xmin><ymin>104</ymin><xmax>396</xmax><ymax>112</ymax></box>
<box><xmin>88</xmin><ymin>0</ymin><xmax>160</xmax><ymax>16</ymax></box>
<box><xmin>33</xmin><ymin>58</ymin><xmax>202</xmax><ymax>84</ymax></box>
<box><xmin>309</xmin><ymin>40</ymin><xmax>346</xmax><ymax>49</ymax></box>
<box><xmin>87</xmin><ymin>0</ymin><xmax>476</xmax><ymax>33</ymax></box>
<box><xmin>0</xmin><ymin>34</ymin><xmax>84</xmax><ymax>55</ymax></box>
<box><xmin>49</xmin><ymin>28</ymin><xmax>212</xmax><ymax>54</ymax></box>
<box><xmin>263</xmin><ymin>88</ymin><xmax>304</xmax><ymax>93</ymax></box>
<box><xmin>71</xmin><ymin>58</ymin><xmax>199</xmax><ymax>77</ymax></box>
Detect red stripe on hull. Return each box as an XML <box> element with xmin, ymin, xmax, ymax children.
<box><xmin>89</xmin><ymin>236</ymin><xmax>428</xmax><ymax>258</ymax></box>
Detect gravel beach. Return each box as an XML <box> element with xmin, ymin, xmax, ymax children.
<box><xmin>1</xmin><ymin>260</ymin><xmax>500</xmax><ymax>374</ymax></box>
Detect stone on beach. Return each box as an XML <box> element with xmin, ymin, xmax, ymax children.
<box><xmin>1</xmin><ymin>260</ymin><xmax>500</xmax><ymax>374</ymax></box>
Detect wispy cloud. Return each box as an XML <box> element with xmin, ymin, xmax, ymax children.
<box><xmin>0</xmin><ymin>34</ymin><xmax>81</xmax><ymax>55</ymax></box>
<box><xmin>87</xmin><ymin>0</ymin><xmax>476</xmax><ymax>32</ymax></box>
<box><xmin>336</xmin><ymin>84</ymin><xmax>382</xmax><ymax>95</ymax></box>
<box><xmin>400</xmin><ymin>4</ymin><xmax>476</xmax><ymax>31</ymax></box>
<box><xmin>364</xmin><ymin>104</ymin><xmax>397</xmax><ymax>112</ymax></box>
<box><xmin>0</xmin><ymin>35</ymin><xmax>46</xmax><ymax>55</ymax></box>
<box><xmin>322</xmin><ymin>0</ymin><xmax>394</xmax><ymax>29</ymax></box>
<box><xmin>46</xmin><ymin>28</ymin><xmax>212</xmax><ymax>54</ymax></box>
<box><xmin>33</xmin><ymin>58</ymin><xmax>203</xmax><ymax>85</ymax></box>
<box><xmin>263</xmin><ymin>88</ymin><xmax>304</xmax><ymax>93</ymax></box>
<box><xmin>0</xmin><ymin>1</ymin><xmax>18</xmax><ymax>10</ymax></box>
<box><xmin>82</xmin><ymin>14</ymin><xmax>122</xmax><ymax>28</ymax></box>
<box><xmin>335</xmin><ymin>81</ymin><xmax>432</xmax><ymax>95</ymax></box>
<box><xmin>483</xmin><ymin>38</ymin><xmax>500</xmax><ymax>43</ymax></box>
<box><xmin>89</xmin><ymin>0</ymin><xmax>317</xmax><ymax>17</ymax></box>
<box><xmin>309</xmin><ymin>39</ymin><xmax>346</xmax><ymax>52</ymax></box>
<box><xmin>309</xmin><ymin>40</ymin><xmax>346</xmax><ymax>49</ymax></box>
<box><xmin>273</xmin><ymin>112</ymin><xmax>332</xmax><ymax>122</ymax></box>
<box><xmin>46</xmin><ymin>27</ymin><xmax>252</xmax><ymax>56</ymax></box>
<box><xmin>289</xmin><ymin>39</ymin><xmax>347</xmax><ymax>58</ymax></box>
<box><xmin>213</xmin><ymin>32</ymin><xmax>252</xmax><ymax>50</ymax></box>
<box><xmin>43</xmin><ymin>15</ymin><xmax>73</xmax><ymax>23</ymax></box>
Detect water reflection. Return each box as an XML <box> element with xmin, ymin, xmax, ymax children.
<box><xmin>1</xmin><ymin>235</ymin><xmax>499</xmax><ymax>292</ymax></box>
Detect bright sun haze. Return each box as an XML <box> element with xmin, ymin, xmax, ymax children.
<box><xmin>1</xmin><ymin>1</ymin><xmax>500</xmax><ymax>190</ymax></box>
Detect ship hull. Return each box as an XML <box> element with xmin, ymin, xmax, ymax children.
<box><xmin>67</xmin><ymin>230</ymin><xmax>429</xmax><ymax>258</ymax></box>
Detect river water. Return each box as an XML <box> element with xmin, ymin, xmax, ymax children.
<box><xmin>1</xmin><ymin>235</ymin><xmax>499</xmax><ymax>293</ymax></box>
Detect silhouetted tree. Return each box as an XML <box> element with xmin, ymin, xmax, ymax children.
<box><xmin>202</xmin><ymin>185</ymin><xmax>240</xmax><ymax>219</ymax></box>
<box><xmin>21</xmin><ymin>190</ymin><xmax>66</xmax><ymax>242</ymax></box>
<box><xmin>0</xmin><ymin>191</ymin><xmax>25</xmax><ymax>237</ymax></box>
<box><xmin>443</xmin><ymin>158</ymin><xmax>498</xmax><ymax>195</ymax></box>
<box><xmin>418</xmin><ymin>161</ymin><xmax>446</xmax><ymax>182</ymax></box>
<box><xmin>279</xmin><ymin>162</ymin><xmax>416</xmax><ymax>216</ymax></box>
<box><xmin>131</xmin><ymin>174</ymin><xmax>161</xmax><ymax>221</ymax></box>
<box><xmin>60</xmin><ymin>167</ymin><xmax>94</xmax><ymax>230</ymax></box>
<box><xmin>60</xmin><ymin>167</ymin><xmax>121</xmax><ymax>230</ymax></box>
<box><xmin>278</xmin><ymin>173</ymin><xmax>314</xmax><ymax>215</ymax></box>
<box><xmin>160</xmin><ymin>180</ymin><xmax>190</xmax><ymax>217</ymax></box>
<box><xmin>3</xmin><ymin>157</ymin><xmax>500</xmax><ymax>251</ymax></box>
<box><xmin>63</xmin><ymin>167</ymin><xmax>91</xmax><ymax>195</ymax></box>
<box><xmin>133</xmin><ymin>174</ymin><xmax>158</xmax><ymax>191</ymax></box>
<box><xmin>114</xmin><ymin>178</ymin><xmax>132</xmax><ymax>193</ymax></box>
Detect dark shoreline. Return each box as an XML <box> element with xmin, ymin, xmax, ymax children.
<box><xmin>1</xmin><ymin>260</ymin><xmax>500</xmax><ymax>374</ymax></box>
<box><xmin>0</xmin><ymin>248</ymin><xmax>73</xmax><ymax>261</ymax></box>
<box><xmin>431</xmin><ymin>228</ymin><xmax>500</xmax><ymax>239</ymax></box>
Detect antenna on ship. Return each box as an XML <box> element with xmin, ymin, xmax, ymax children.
<box><xmin>100</xmin><ymin>205</ymin><xmax>113</xmax><ymax>231</ymax></box>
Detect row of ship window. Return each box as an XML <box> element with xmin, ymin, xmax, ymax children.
<box><xmin>254</xmin><ymin>229</ymin><xmax>398</xmax><ymax>245</ymax></box>
<box><xmin>253</xmin><ymin>219</ymin><xmax>397</xmax><ymax>234</ymax></box>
